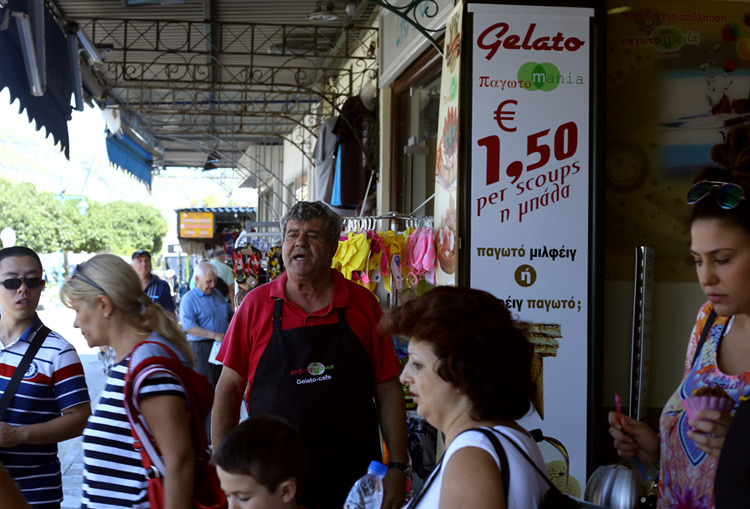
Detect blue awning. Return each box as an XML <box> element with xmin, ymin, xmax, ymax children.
<box><xmin>106</xmin><ymin>133</ymin><xmax>153</xmax><ymax>188</ymax></box>
<box><xmin>0</xmin><ymin>0</ymin><xmax>73</xmax><ymax>158</ymax></box>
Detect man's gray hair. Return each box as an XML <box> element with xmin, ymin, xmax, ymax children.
<box><xmin>280</xmin><ymin>201</ymin><xmax>342</xmax><ymax>247</ymax></box>
<box><xmin>194</xmin><ymin>261</ymin><xmax>217</xmax><ymax>279</ymax></box>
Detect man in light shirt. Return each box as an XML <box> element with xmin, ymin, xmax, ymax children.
<box><xmin>179</xmin><ymin>261</ymin><xmax>230</xmax><ymax>386</ymax></box>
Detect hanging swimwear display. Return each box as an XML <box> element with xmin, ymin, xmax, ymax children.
<box><xmin>332</xmin><ymin>216</ymin><xmax>436</xmax><ymax>295</ymax></box>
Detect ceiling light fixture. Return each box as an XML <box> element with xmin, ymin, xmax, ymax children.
<box><xmin>29</xmin><ymin>0</ymin><xmax>46</xmax><ymax>92</ymax></box>
<box><xmin>308</xmin><ymin>2</ymin><xmax>339</xmax><ymax>22</ymax></box>
<box><xmin>77</xmin><ymin>29</ymin><xmax>103</xmax><ymax>65</ymax></box>
<box><xmin>12</xmin><ymin>12</ymin><xmax>44</xmax><ymax>96</ymax></box>
<box><xmin>345</xmin><ymin>0</ymin><xmax>356</xmax><ymax>17</ymax></box>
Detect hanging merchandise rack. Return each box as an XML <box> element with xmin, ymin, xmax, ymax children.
<box><xmin>337</xmin><ymin>213</ymin><xmax>435</xmax><ymax>310</ymax></box>
<box><xmin>232</xmin><ymin>221</ymin><xmax>284</xmax><ymax>306</ymax></box>
<box><xmin>344</xmin><ymin>212</ymin><xmax>434</xmax><ymax>233</ymax></box>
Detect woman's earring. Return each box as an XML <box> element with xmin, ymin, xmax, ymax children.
<box><xmin>104</xmin><ymin>313</ymin><xmax>110</xmax><ymax>319</ymax></box>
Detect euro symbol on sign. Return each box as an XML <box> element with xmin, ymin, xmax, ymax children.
<box><xmin>493</xmin><ymin>100</ymin><xmax>518</xmax><ymax>132</ymax></box>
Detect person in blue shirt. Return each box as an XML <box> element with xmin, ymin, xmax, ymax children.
<box><xmin>131</xmin><ymin>249</ymin><xmax>175</xmax><ymax>317</ymax></box>
<box><xmin>179</xmin><ymin>261</ymin><xmax>229</xmax><ymax>387</ymax></box>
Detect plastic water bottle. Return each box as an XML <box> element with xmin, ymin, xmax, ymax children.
<box><xmin>343</xmin><ymin>460</ymin><xmax>387</xmax><ymax>509</ymax></box>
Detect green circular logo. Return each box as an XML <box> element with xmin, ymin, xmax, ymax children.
<box><xmin>651</xmin><ymin>26</ymin><xmax>682</xmax><ymax>52</ymax></box>
<box><xmin>307</xmin><ymin>362</ymin><xmax>325</xmax><ymax>376</ymax></box>
<box><xmin>517</xmin><ymin>62</ymin><xmax>560</xmax><ymax>92</ymax></box>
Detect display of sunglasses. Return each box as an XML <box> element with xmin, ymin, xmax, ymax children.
<box><xmin>686</xmin><ymin>180</ymin><xmax>746</xmax><ymax>209</ymax></box>
<box><xmin>70</xmin><ymin>264</ymin><xmax>107</xmax><ymax>295</ymax></box>
<box><xmin>0</xmin><ymin>277</ymin><xmax>45</xmax><ymax>290</ymax></box>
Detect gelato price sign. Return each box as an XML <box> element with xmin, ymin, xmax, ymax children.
<box><xmin>466</xmin><ymin>4</ymin><xmax>593</xmax><ymax>492</ymax></box>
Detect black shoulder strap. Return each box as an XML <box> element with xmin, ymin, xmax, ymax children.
<box><xmin>497</xmin><ymin>429</ymin><xmax>559</xmax><ymax>493</ymax></box>
<box><xmin>475</xmin><ymin>428</ymin><xmax>510</xmax><ymax>506</ymax></box>
<box><xmin>0</xmin><ymin>325</ymin><xmax>51</xmax><ymax>420</ymax></box>
<box><xmin>692</xmin><ymin>308</ymin><xmax>717</xmax><ymax>368</ymax></box>
<box><xmin>493</xmin><ymin>428</ymin><xmax>581</xmax><ymax>508</ymax></box>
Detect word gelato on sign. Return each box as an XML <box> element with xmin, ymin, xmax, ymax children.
<box><xmin>477</xmin><ymin>22</ymin><xmax>586</xmax><ymax>60</ymax></box>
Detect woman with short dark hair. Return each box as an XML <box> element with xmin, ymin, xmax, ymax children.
<box><xmin>379</xmin><ymin>286</ymin><xmax>548</xmax><ymax>508</ymax></box>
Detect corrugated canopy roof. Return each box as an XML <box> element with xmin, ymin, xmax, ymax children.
<box><xmin>43</xmin><ymin>0</ymin><xmax>379</xmax><ymax>174</ymax></box>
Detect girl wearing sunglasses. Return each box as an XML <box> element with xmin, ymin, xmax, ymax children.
<box><xmin>60</xmin><ymin>254</ymin><xmax>197</xmax><ymax>509</ymax></box>
<box><xmin>608</xmin><ymin>126</ymin><xmax>750</xmax><ymax>508</ymax></box>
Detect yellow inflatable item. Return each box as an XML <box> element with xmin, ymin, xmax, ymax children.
<box><xmin>331</xmin><ymin>232</ymin><xmax>370</xmax><ymax>281</ymax></box>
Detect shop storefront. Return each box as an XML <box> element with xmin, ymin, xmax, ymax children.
<box><xmin>5</xmin><ymin>0</ymin><xmax>750</xmax><ymax>501</ymax></box>
<box><xmin>369</xmin><ymin>0</ymin><xmax>750</xmax><ymax>498</ymax></box>
<box><xmin>175</xmin><ymin>206</ymin><xmax>257</xmax><ymax>292</ymax></box>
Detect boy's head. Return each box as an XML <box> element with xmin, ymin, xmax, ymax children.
<box><xmin>213</xmin><ymin>415</ymin><xmax>307</xmax><ymax>509</ymax></box>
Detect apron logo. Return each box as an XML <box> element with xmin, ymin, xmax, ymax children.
<box><xmin>308</xmin><ymin>362</ymin><xmax>326</xmax><ymax>376</ymax></box>
<box><xmin>290</xmin><ymin>363</ymin><xmax>335</xmax><ymax>376</ymax></box>
<box><xmin>290</xmin><ymin>362</ymin><xmax>335</xmax><ymax>385</ymax></box>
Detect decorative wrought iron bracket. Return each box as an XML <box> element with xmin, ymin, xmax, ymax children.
<box><xmin>367</xmin><ymin>0</ymin><xmax>445</xmax><ymax>55</ymax></box>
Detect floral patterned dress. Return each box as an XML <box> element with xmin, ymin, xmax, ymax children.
<box><xmin>658</xmin><ymin>302</ymin><xmax>750</xmax><ymax>508</ymax></box>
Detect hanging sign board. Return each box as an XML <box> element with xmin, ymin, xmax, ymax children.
<box><xmin>467</xmin><ymin>3</ymin><xmax>594</xmax><ymax>488</ymax></box>
<box><xmin>433</xmin><ymin>3</ymin><xmax>463</xmax><ymax>285</ymax></box>
<box><xmin>179</xmin><ymin>211</ymin><xmax>214</xmax><ymax>239</ymax></box>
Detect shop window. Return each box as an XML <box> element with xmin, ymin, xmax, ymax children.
<box><xmin>390</xmin><ymin>47</ymin><xmax>443</xmax><ymax>216</ymax></box>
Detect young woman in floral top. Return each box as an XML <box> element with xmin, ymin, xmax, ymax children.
<box><xmin>609</xmin><ymin>126</ymin><xmax>750</xmax><ymax>509</ymax></box>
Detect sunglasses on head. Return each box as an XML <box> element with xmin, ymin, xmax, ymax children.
<box><xmin>686</xmin><ymin>180</ymin><xmax>746</xmax><ymax>209</ymax></box>
<box><xmin>0</xmin><ymin>277</ymin><xmax>45</xmax><ymax>290</ymax></box>
<box><xmin>70</xmin><ymin>264</ymin><xmax>107</xmax><ymax>295</ymax></box>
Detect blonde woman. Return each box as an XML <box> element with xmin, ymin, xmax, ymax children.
<box><xmin>60</xmin><ymin>254</ymin><xmax>196</xmax><ymax>509</ymax></box>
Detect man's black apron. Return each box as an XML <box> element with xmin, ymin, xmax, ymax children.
<box><xmin>248</xmin><ymin>298</ymin><xmax>382</xmax><ymax>509</ymax></box>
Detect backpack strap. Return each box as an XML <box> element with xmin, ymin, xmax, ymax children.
<box><xmin>495</xmin><ymin>429</ymin><xmax>561</xmax><ymax>495</ymax></box>
<box><xmin>0</xmin><ymin>325</ymin><xmax>50</xmax><ymax>420</ymax></box>
<box><xmin>692</xmin><ymin>308</ymin><xmax>717</xmax><ymax>368</ymax></box>
<box><xmin>123</xmin><ymin>341</ymin><xmax>187</xmax><ymax>479</ymax></box>
<box><xmin>474</xmin><ymin>428</ymin><xmax>510</xmax><ymax>506</ymax></box>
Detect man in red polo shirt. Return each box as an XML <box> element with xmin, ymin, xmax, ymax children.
<box><xmin>212</xmin><ymin>201</ymin><xmax>407</xmax><ymax>509</ymax></box>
